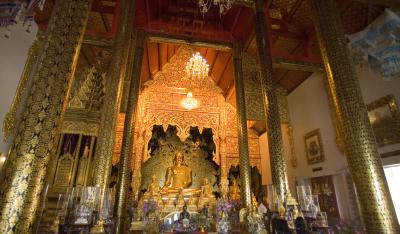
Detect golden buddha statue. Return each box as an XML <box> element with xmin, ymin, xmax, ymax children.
<box><xmin>161</xmin><ymin>151</ymin><xmax>192</xmax><ymax>193</ymax></box>
<box><xmin>200</xmin><ymin>178</ymin><xmax>213</xmax><ymax>198</ymax></box>
<box><xmin>229</xmin><ymin>179</ymin><xmax>241</xmax><ymax>200</ymax></box>
<box><xmin>145</xmin><ymin>174</ymin><xmax>160</xmax><ymax>198</ymax></box>
<box><xmin>198</xmin><ymin>178</ymin><xmax>215</xmax><ymax>207</ymax></box>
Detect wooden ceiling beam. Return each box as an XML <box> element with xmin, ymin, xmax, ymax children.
<box><xmin>231</xmin><ymin>5</ymin><xmax>243</xmax><ymax>33</ymax></box>
<box><xmin>167</xmin><ymin>43</ymin><xmax>175</xmax><ymax>62</ymax></box>
<box><xmin>146</xmin><ymin>30</ymin><xmax>232</xmax><ymax>50</ymax></box>
<box><xmin>159</xmin><ymin>43</ymin><xmax>168</xmax><ymax>70</ymax></box>
<box><xmin>206</xmin><ymin>49</ymin><xmax>219</xmax><ymax>75</ymax></box>
<box><xmin>225</xmin><ymin>83</ymin><xmax>235</xmax><ymax>102</ymax></box>
<box><xmin>286</xmin><ymin>0</ymin><xmax>304</xmax><ymax>23</ymax></box>
<box><xmin>218</xmin><ymin>56</ymin><xmax>234</xmax><ymax>92</ymax></box>
<box><xmin>145</xmin><ymin>22</ymin><xmax>235</xmax><ymax>46</ymax></box>
<box><xmin>140</xmin><ymin>42</ymin><xmax>151</xmax><ymax>85</ymax></box>
<box><xmin>272</xmin><ymin>57</ymin><xmax>322</xmax><ymax>72</ymax></box>
<box><xmin>91</xmin><ymin>0</ymin><xmax>115</xmax><ymax>14</ymax></box>
<box><xmin>80</xmin><ymin>48</ymin><xmax>91</xmax><ymax>65</ymax></box>
<box><xmin>147</xmin><ymin>41</ymin><xmax>160</xmax><ymax>76</ymax></box>
<box><xmin>82</xmin><ymin>37</ymin><xmax>114</xmax><ymax>47</ymax></box>
<box><xmin>100</xmin><ymin>13</ymin><xmax>110</xmax><ymax>32</ymax></box>
<box><xmin>213</xmin><ymin>52</ymin><xmax>232</xmax><ymax>84</ymax></box>
<box><xmin>197</xmin><ymin>47</ymin><xmax>208</xmax><ymax>57</ymax></box>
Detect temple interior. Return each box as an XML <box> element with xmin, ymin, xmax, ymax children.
<box><xmin>0</xmin><ymin>0</ymin><xmax>400</xmax><ymax>233</ymax></box>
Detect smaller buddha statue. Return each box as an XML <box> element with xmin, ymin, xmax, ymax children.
<box><xmin>200</xmin><ymin>178</ymin><xmax>213</xmax><ymax>198</ymax></box>
<box><xmin>199</xmin><ymin>178</ymin><xmax>214</xmax><ymax>207</ymax></box>
<box><xmin>229</xmin><ymin>178</ymin><xmax>241</xmax><ymax>200</ymax></box>
<box><xmin>146</xmin><ymin>174</ymin><xmax>160</xmax><ymax>198</ymax></box>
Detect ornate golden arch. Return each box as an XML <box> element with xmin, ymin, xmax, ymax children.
<box><xmin>113</xmin><ymin>46</ymin><xmax>262</xmax><ymax>194</ymax></box>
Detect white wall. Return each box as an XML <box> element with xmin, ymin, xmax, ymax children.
<box><xmin>284</xmin><ymin>65</ymin><xmax>400</xmax><ymax>220</ymax></box>
<box><xmin>287</xmin><ymin>72</ymin><xmax>348</xmax><ymax>179</ymax></box>
<box><xmin>0</xmin><ymin>22</ymin><xmax>38</xmax><ymax>155</ymax></box>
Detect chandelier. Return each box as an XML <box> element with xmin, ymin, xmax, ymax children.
<box><xmin>180</xmin><ymin>91</ymin><xmax>199</xmax><ymax>110</ymax></box>
<box><xmin>185</xmin><ymin>52</ymin><xmax>209</xmax><ymax>79</ymax></box>
<box><xmin>198</xmin><ymin>0</ymin><xmax>234</xmax><ymax>15</ymax></box>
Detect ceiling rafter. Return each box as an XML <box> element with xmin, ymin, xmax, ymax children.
<box><xmin>80</xmin><ymin>47</ymin><xmax>91</xmax><ymax>65</ymax></box>
<box><xmin>207</xmin><ymin>50</ymin><xmax>219</xmax><ymax>78</ymax></box>
<box><xmin>91</xmin><ymin>0</ymin><xmax>115</xmax><ymax>14</ymax></box>
<box><xmin>286</xmin><ymin>0</ymin><xmax>304</xmax><ymax>23</ymax></box>
<box><xmin>216</xmin><ymin>53</ymin><xmax>233</xmax><ymax>85</ymax></box>
<box><xmin>35</xmin><ymin>0</ymin><xmax>383</xmax><ymax>95</ymax></box>
<box><xmin>100</xmin><ymin>13</ymin><xmax>110</xmax><ymax>32</ymax></box>
<box><xmin>231</xmin><ymin>5</ymin><xmax>243</xmax><ymax>33</ymax></box>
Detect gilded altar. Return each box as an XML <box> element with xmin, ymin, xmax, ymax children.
<box><xmin>112</xmin><ymin>46</ymin><xmax>263</xmax><ymax>197</ymax></box>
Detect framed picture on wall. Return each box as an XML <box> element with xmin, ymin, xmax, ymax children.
<box><xmin>304</xmin><ymin>129</ymin><xmax>324</xmax><ymax>165</ymax></box>
<box><xmin>367</xmin><ymin>94</ymin><xmax>400</xmax><ymax>147</ymax></box>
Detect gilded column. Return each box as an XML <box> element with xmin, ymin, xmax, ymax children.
<box><xmin>232</xmin><ymin>44</ymin><xmax>252</xmax><ymax>208</ymax></box>
<box><xmin>0</xmin><ymin>0</ymin><xmax>92</xmax><ymax>233</ymax></box>
<box><xmin>253</xmin><ymin>0</ymin><xmax>288</xmax><ymax>199</ymax></box>
<box><xmin>114</xmin><ymin>30</ymin><xmax>145</xmax><ymax>234</ymax></box>
<box><xmin>310</xmin><ymin>0</ymin><xmax>399</xmax><ymax>233</ymax></box>
<box><xmin>92</xmin><ymin>0</ymin><xmax>135</xmax><ymax>189</ymax></box>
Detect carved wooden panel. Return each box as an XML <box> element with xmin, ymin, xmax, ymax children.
<box><xmin>54</xmin><ymin>153</ymin><xmax>74</xmax><ymax>186</ymax></box>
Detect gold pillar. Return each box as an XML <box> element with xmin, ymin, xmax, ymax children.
<box><xmin>0</xmin><ymin>0</ymin><xmax>92</xmax><ymax>232</ymax></box>
<box><xmin>92</xmin><ymin>0</ymin><xmax>135</xmax><ymax>189</ymax></box>
<box><xmin>310</xmin><ymin>0</ymin><xmax>399</xmax><ymax>233</ymax></box>
<box><xmin>232</xmin><ymin>44</ymin><xmax>252</xmax><ymax>208</ymax></box>
<box><xmin>114</xmin><ymin>30</ymin><xmax>145</xmax><ymax>234</ymax></box>
<box><xmin>253</xmin><ymin>0</ymin><xmax>288</xmax><ymax>199</ymax></box>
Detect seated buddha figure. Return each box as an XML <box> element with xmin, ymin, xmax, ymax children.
<box><xmin>229</xmin><ymin>179</ymin><xmax>241</xmax><ymax>200</ymax></box>
<box><xmin>198</xmin><ymin>178</ymin><xmax>214</xmax><ymax>207</ymax></box>
<box><xmin>161</xmin><ymin>152</ymin><xmax>193</xmax><ymax>194</ymax></box>
<box><xmin>200</xmin><ymin>178</ymin><xmax>213</xmax><ymax>198</ymax></box>
<box><xmin>144</xmin><ymin>174</ymin><xmax>160</xmax><ymax>199</ymax></box>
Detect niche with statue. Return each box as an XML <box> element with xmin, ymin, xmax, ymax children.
<box><xmin>140</xmin><ymin>125</ymin><xmax>219</xmax><ymax>196</ymax></box>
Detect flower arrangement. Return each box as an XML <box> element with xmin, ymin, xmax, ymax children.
<box><xmin>143</xmin><ymin>200</ymin><xmax>158</xmax><ymax>217</ymax></box>
<box><xmin>142</xmin><ymin>200</ymin><xmax>160</xmax><ymax>234</ymax></box>
<box><xmin>231</xmin><ymin>199</ymin><xmax>241</xmax><ymax>210</ymax></box>
<box><xmin>216</xmin><ymin>199</ymin><xmax>234</xmax><ymax>214</ymax></box>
